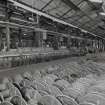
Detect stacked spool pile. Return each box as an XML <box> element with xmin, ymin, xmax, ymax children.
<box><xmin>0</xmin><ymin>60</ymin><xmax>105</xmax><ymax>105</ymax></box>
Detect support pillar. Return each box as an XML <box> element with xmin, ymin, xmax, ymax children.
<box><xmin>18</xmin><ymin>28</ymin><xmax>22</xmax><ymax>47</ymax></box>
<box><xmin>35</xmin><ymin>31</ymin><xmax>43</xmax><ymax>47</ymax></box>
<box><xmin>104</xmin><ymin>41</ymin><xmax>105</xmax><ymax>51</ymax></box>
<box><xmin>102</xmin><ymin>40</ymin><xmax>105</xmax><ymax>51</ymax></box>
<box><xmin>99</xmin><ymin>40</ymin><xmax>101</xmax><ymax>52</ymax></box>
<box><xmin>67</xmin><ymin>36</ymin><xmax>71</xmax><ymax>49</ymax></box>
<box><xmin>0</xmin><ymin>29</ymin><xmax>3</xmax><ymax>51</ymax></box>
<box><xmin>42</xmin><ymin>31</ymin><xmax>47</xmax><ymax>48</ymax></box>
<box><xmin>97</xmin><ymin>40</ymin><xmax>99</xmax><ymax>51</ymax></box>
<box><xmin>6</xmin><ymin>24</ymin><xmax>10</xmax><ymax>51</ymax></box>
<box><xmin>5</xmin><ymin>1</ymin><xmax>11</xmax><ymax>51</ymax></box>
<box><xmin>32</xmin><ymin>31</ymin><xmax>35</xmax><ymax>47</ymax></box>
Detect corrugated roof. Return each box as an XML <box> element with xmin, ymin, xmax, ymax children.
<box><xmin>15</xmin><ymin>0</ymin><xmax>105</xmax><ymax>37</ymax></box>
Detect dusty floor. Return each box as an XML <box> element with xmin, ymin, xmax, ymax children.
<box><xmin>0</xmin><ymin>56</ymin><xmax>86</xmax><ymax>79</ymax></box>
<box><xmin>0</xmin><ymin>52</ymin><xmax>105</xmax><ymax>80</ymax></box>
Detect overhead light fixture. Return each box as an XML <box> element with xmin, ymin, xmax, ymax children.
<box><xmin>28</xmin><ymin>17</ymin><xmax>34</xmax><ymax>21</ymax></box>
<box><xmin>24</xmin><ymin>34</ymin><xmax>27</xmax><ymax>36</ymax></box>
<box><xmin>99</xmin><ymin>12</ymin><xmax>105</xmax><ymax>16</ymax></box>
<box><xmin>89</xmin><ymin>0</ymin><xmax>103</xmax><ymax>3</ymax></box>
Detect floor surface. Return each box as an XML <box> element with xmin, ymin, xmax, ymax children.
<box><xmin>0</xmin><ymin>56</ymin><xmax>85</xmax><ymax>79</ymax></box>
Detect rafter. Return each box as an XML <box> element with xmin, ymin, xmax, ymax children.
<box><xmin>61</xmin><ymin>0</ymin><xmax>94</xmax><ymax>23</ymax></box>
<box><xmin>81</xmin><ymin>18</ymin><xmax>102</xmax><ymax>30</ymax></box>
<box><xmin>62</xmin><ymin>13</ymin><xmax>85</xmax><ymax>20</ymax></box>
<box><xmin>70</xmin><ymin>14</ymin><xmax>87</xmax><ymax>25</ymax></box>
<box><xmin>8</xmin><ymin>0</ymin><xmax>105</xmax><ymax>39</ymax></box>
<box><xmin>40</xmin><ymin>0</ymin><xmax>54</xmax><ymax>11</ymax></box>
<box><xmin>59</xmin><ymin>0</ymin><xmax>84</xmax><ymax>18</ymax></box>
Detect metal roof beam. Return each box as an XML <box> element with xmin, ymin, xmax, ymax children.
<box><xmin>81</xmin><ymin>19</ymin><xmax>102</xmax><ymax>29</ymax></box>
<box><xmin>7</xmin><ymin>0</ymin><xmax>105</xmax><ymax>40</ymax></box>
<box><xmin>40</xmin><ymin>0</ymin><xmax>54</xmax><ymax>11</ymax></box>
<box><xmin>62</xmin><ymin>1</ymin><xmax>95</xmax><ymax>27</ymax></box>
<box><xmin>63</xmin><ymin>13</ymin><xmax>85</xmax><ymax>20</ymax></box>
<box><xmin>61</xmin><ymin>0</ymin><xmax>79</xmax><ymax>11</ymax></box>
<box><xmin>60</xmin><ymin>0</ymin><xmax>83</xmax><ymax>18</ymax></box>
<box><xmin>70</xmin><ymin>15</ymin><xmax>89</xmax><ymax>25</ymax></box>
<box><xmin>61</xmin><ymin>0</ymin><xmax>96</xmax><ymax>25</ymax></box>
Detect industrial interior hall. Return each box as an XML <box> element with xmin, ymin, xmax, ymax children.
<box><xmin>1</xmin><ymin>0</ymin><xmax>105</xmax><ymax>105</ymax></box>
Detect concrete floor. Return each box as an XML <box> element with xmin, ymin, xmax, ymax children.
<box><xmin>0</xmin><ymin>52</ymin><xmax>105</xmax><ymax>80</ymax></box>
<box><xmin>0</xmin><ymin>56</ymin><xmax>86</xmax><ymax>79</ymax></box>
